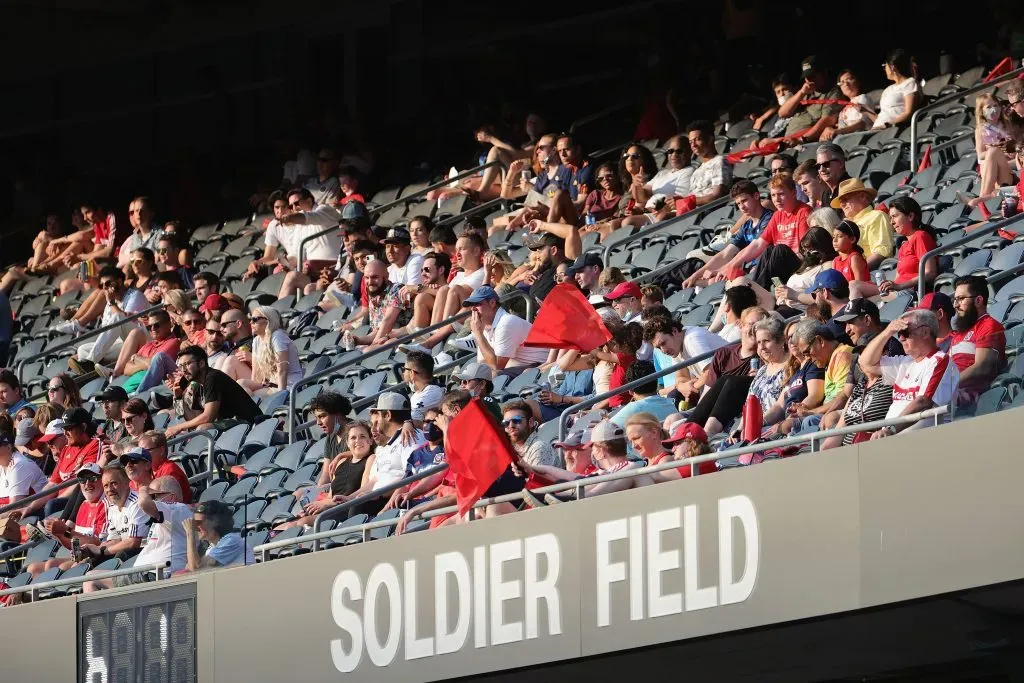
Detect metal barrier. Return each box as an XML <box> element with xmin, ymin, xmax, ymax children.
<box><xmin>167</xmin><ymin>429</ymin><xmax>218</xmax><ymax>485</ymax></box>
<box><xmin>0</xmin><ymin>561</ymin><xmax>170</xmax><ymax>601</ymax></box>
<box><xmin>254</xmin><ymin>405</ymin><xmax>949</xmax><ymax>556</ymax></box>
<box><xmin>296</xmin><ymin>160</ymin><xmax>507</xmax><ymax>274</ymax></box>
<box><xmin>285</xmin><ymin>289</ymin><xmax>536</xmax><ymax>442</ymax></box>
<box><xmin>15</xmin><ymin>302</ymin><xmax>166</xmax><ymax>383</ymax></box>
<box><xmin>0</xmin><ymin>476</ymin><xmax>82</xmax><ymax>518</ymax></box>
<box><xmin>433</xmin><ymin>197</ymin><xmax>508</xmax><ymax>229</ymax></box>
<box><xmin>601</xmin><ymin>193</ymin><xmax>734</xmax><ymax>264</ymax></box>
<box><xmin>909</xmin><ymin>66</ymin><xmax>1024</xmax><ymax>170</ymax></box>
<box><xmin>917</xmin><ymin>212</ymin><xmax>1024</xmax><ymax>300</ymax></box>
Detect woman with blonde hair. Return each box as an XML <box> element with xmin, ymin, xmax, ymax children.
<box><xmin>162</xmin><ymin>289</ymin><xmax>193</xmax><ymax>328</ymax></box>
<box><xmin>238</xmin><ymin>306</ymin><xmax>301</xmax><ymax>396</ymax></box>
<box><xmin>624</xmin><ymin>412</ymin><xmax>668</xmax><ymax>462</ymax></box>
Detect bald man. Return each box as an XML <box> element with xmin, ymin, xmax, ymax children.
<box><xmin>350</xmin><ymin>259</ymin><xmax>411</xmax><ymax>348</ymax></box>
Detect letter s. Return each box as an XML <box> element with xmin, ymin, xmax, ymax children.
<box><xmin>330</xmin><ymin>569</ymin><xmax>363</xmax><ymax>673</ymax></box>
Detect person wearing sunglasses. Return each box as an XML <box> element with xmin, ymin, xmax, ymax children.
<box><xmin>858</xmin><ymin>309</ymin><xmax>960</xmax><ymax>439</ymax></box>
<box><xmin>238</xmin><ymin>306</ymin><xmax>301</xmax><ymax>397</ymax></box>
<box><xmin>98</xmin><ymin>310</ymin><xmax>182</xmax><ymax>395</ymax></box>
<box><xmin>501</xmin><ymin>399</ymin><xmax>561</xmax><ymax>468</ymax></box>
<box><xmin>164</xmin><ymin>345</ymin><xmax>261</xmax><ymax>439</ymax></box>
<box><xmin>46</xmin><ymin>373</ymin><xmax>83</xmax><ymax>410</ymax></box>
<box><xmin>183</xmin><ymin>499</ymin><xmax>253</xmax><ymax>572</ymax></box>
<box><xmin>276</xmin><ymin>187</ymin><xmax>343</xmax><ymax>301</ymax></box>
<box><xmin>24</xmin><ymin>463</ymin><xmax>107</xmax><ymax>579</ymax></box>
<box><xmin>244</xmin><ymin>190</ymin><xmax>295</xmax><ymax>281</ymax></box>
<box><xmin>814</xmin><ymin>143</ymin><xmax>851</xmax><ymax>207</ymax></box>
<box><xmin>203</xmin><ymin>319</ymin><xmax>250</xmax><ymax>381</ymax></box>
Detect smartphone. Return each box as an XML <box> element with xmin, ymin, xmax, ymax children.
<box><xmin>72</xmin><ymin>537</ymin><xmax>82</xmax><ymax>562</ymax></box>
<box><xmin>771</xmin><ymin>277</ymin><xmax>783</xmax><ymax>288</ymax></box>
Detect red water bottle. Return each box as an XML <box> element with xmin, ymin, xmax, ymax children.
<box><xmin>741</xmin><ymin>395</ymin><xmax>763</xmax><ymax>443</ymax></box>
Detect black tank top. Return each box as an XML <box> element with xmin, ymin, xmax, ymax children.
<box><xmin>331</xmin><ymin>456</ymin><xmax>368</xmax><ymax>498</ymax></box>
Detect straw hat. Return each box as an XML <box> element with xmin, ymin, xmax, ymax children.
<box><xmin>830</xmin><ymin>178</ymin><xmax>877</xmax><ymax>208</ymax></box>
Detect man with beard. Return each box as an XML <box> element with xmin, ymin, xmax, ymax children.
<box><xmin>949</xmin><ymin>275</ymin><xmax>1005</xmax><ymax>407</ymax></box>
<box><xmin>805</xmin><ymin>270</ymin><xmax>853</xmax><ymax>345</ymax></box>
<box><xmin>202</xmin><ymin>318</ymin><xmax>250</xmax><ymax>381</ymax></box>
<box><xmin>164</xmin><ymin>346</ymin><xmax>261</xmax><ymax>438</ymax></box>
<box><xmin>351</xmin><ymin>259</ymin><xmax>410</xmax><ymax>348</ymax></box>
<box><xmin>568</xmin><ymin>253</ymin><xmax>605</xmax><ymax>296</ymax></box>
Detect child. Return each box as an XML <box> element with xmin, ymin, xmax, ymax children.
<box><xmin>831</xmin><ymin>220</ymin><xmax>868</xmax><ymax>283</ymax></box>
<box><xmin>589</xmin><ymin>323</ymin><xmax>642</xmax><ymax>409</ymax></box>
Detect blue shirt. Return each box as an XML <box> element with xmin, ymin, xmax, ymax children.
<box><xmin>567</xmin><ymin>159</ymin><xmax>595</xmax><ymax>201</ymax></box>
<box><xmin>205</xmin><ymin>532</ymin><xmax>254</xmax><ymax>567</ymax></box>
<box><xmin>653</xmin><ymin>349</ymin><xmax>675</xmax><ymax>388</ymax></box>
<box><xmin>611</xmin><ymin>395</ymin><xmax>678</xmax><ymax>429</ymax></box>
<box><xmin>782</xmin><ymin>361</ymin><xmax>825</xmax><ymax>409</ymax></box>
<box><xmin>6</xmin><ymin>398</ymin><xmax>29</xmax><ymax>417</ymax></box>
<box><xmin>729</xmin><ymin>210</ymin><xmax>774</xmax><ymax>266</ymax></box>
<box><xmin>405</xmin><ymin>443</ymin><xmax>445</xmax><ymax>478</ymax></box>
<box><xmin>534</xmin><ymin>165</ymin><xmax>572</xmax><ymax>197</ymax></box>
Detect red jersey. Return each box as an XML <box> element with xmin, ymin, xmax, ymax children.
<box><xmin>607</xmin><ymin>353</ymin><xmax>635</xmax><ymax>408</ymax></box>
<box><xmin>759</xmin><ymin>203</ymin><xmax>811</xmax><ymax>254</ymax></box>
<box><xmin>650</xmin><ymin>450</ymin><xmax>716</xmax><ymax>478</ymax></box>
<box><xmin>139</xmin><ymin>336</ymin><xmax>181</xmax><ymax>360</ymax></box>
<box><xmin>49</xmin><ymin>439</ymin><xmax>100</xmax><ymax>485</ymax></box>
<box><xmin>832</xmin><ymin>252</ymin><xmax>867</xmax><ymax>282</ymax></box>
<box><xmin>948</xmin><ymin>314</ymin><xmax>1006</xmax><ymax>393</ymax></box>
<box><xmin>894</xmin><ymin>230</ymin><xmax>937</xmax><ymax>284</ymax></box>
<box><xmin>91</xmin><ymin>212</ymin><xmax>117</xmax><ymax>249</ymax></box>
<box><xmin>129</xmin><ymin>460</ymin><xmax>193</xmax><ymax>504</ymax></box>
<box><xmin>74</xmin><ymin>499</ymin><xmax>107</xmax><ymax>539</ymax></box>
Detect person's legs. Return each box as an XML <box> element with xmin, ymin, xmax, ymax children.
<box><xmin>750</xmin><ymin>245</ymin><xmax>801</xmax><ymax>291</ymax></box>
<box><xmin>546</xmin><ymin>189</ymin><xmax>579</xmax><ymax>225</ymax></box>
<box><xmin>112</xmin><ymin>327</ymin><xmax>149</xmax><ymax>376</ymax></box>
<box><xmin>280</xmin><ymin>271</ymin><xmax>311</xmax><ymax>300</ymax></box>
<box><xmin>75</xmin><ymin>289</ymin><xmax>108</xmax><ymax>324</ymax></box>
<box><xmin>42</xmin><ymin>497</ymin><xmax>69</xmax><ymax>518</ymax></box>
<box><xmin>704</xmin><ymin>375</ymin><xmax>755</xmax><ymax>435</ymax></box>
<box><xmin>977</xmin><ymin>149</ymin><xmax>1013</xmax><ymax>200</ymax></box>
<box><xmin>134</xmin><ymin>351</ymin><xmax>176</xmax><ymax>393</ymax></box>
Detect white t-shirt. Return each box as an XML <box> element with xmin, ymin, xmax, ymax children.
<box><xmin>782</xmin><ymin>264</ymin><xmax>832</xmax><ymax>310</ymax></box>
<box><xmin>838</xmin><ymin>93</ymin><xmax>874</xmax><ymax>129</ymax></box>
<box><xmin>673</xmin><ymin>326</ymin><xmax>729</xmax><ymax>379</ymax></box>
<box><xmin>450</xmin><ymin>267</ymin><xmax>487</xmax><ymax>290</ymax></box>
<box><xmin>253</xmin><ymin>329</ymin><xmax>303</xmax><ymax>388</ymax></box>
<box><xmin>881</xmin><ymin>350</ymin><xmax>959</xmax><ymax>429</ymax></box>
<box><xmin>264</xmin><ymin>219</ymin><xmax>301</xmax><ymax>258</ymax></box>
<box><xmin>480</xmin><ymin>308</ymin><xmax>549</xmax><ymax>367</ymax></box>
<box><xmin>874</xmin><ymin>78</ymin><xmax>920</xmax><ymax>129</ymax></box>
<box><xmin>205</xmin><ymin>532</ymin><xmax>253</xmax><ymax>567</ymax></box>
<box><xmin>718</xmin><ymin>322</ymin><xmax>741</xmax><ymax>343</ymax></box>
<box><xmin>372</xmin><ymin>430</ymin><xmax>425</xmax><ymax>490</ymax></box>
<box><xmin>293</xmin><ymin>205</ymin><xmax>342</xmax><ymax>261</ymax></box>
<box><xmin>116</xmin><ymin>229</ymin><xmax>162</xmax><ymax>269</ymax></box>
<box><xmin>689</xmin><ymin>155</ymin><xmax>731</xmax><ymax>199</ymax></box>
<box><xmin>648</xmin><ymin>166</ymin><xmax>694</xmax><ymax>198</ymax></box>
<box><xmin>99</xmin><ymin>287</ymin><xmax>148</xmax><ymax>328</ymax></box>
<box><xmin>303</xmin><ymin>175</ymin><xmax>341</xmax><ymax>206</ymax></box>
<box><xmin>410</xmin><ymin>384</ymin><xmax>444</xmax><ymax>422</ymax></box>
<box><xmin>388</xmin><ymin>252</ymin><xmax>424</xmax><ymax>286</ymax></box>
<box><xmin>0</xmin><ymin>453</ymin><xmax>47</xmax><ymax>501</ymax></box>
<box><xmin>103</xmin><ymin>492</ymin><xmax>150</xmax><ymax>541</ymax></box>
<box><xmin>136</xmin><ymin>501</ymin><xmax>192</xmax><ymax>574</ymax></box>
<box><xmin>283</xmin><ymin>149</ymin><xmax>316</xmax><ymax>185</ymax></box>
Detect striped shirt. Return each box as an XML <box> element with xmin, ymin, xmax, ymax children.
<box><xmin>881</xmin><ymin>350</ymin><xmax>959</xmax><ymax>430</ymax></box>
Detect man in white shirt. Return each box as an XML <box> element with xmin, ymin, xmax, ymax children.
<box><xmin>686</xmin><ymin>120</ymin><xmax>731</xmax><ymax>205</ymax></box>
<box><xmin>0</xmin><ymin>426</ymin><xmax>47</xmax><ymax>506</ymax></box>
<box><xmin>368</xmin><ymin>393</ymin><xmax>425</xmax><ymax>490</ymax></box>
<box><xmin>82</xmin><ymin>465</ymin><xmax>150</xmax><ymax>591</ymax></box>
<box><xmin>116</xmin><ymin>196</ymin><xmax>161</xmax><ymax>270</ymax></box>
<box><xmin>463</xmin><ymin>285</ymin><xmax>549</xmax><ymax>372</ymax></box>
<box><xmin>403</xmin><ymin>351</ymin><xmax>445</xmax><ymax>424</ymax></box>
<box><xmin>645</xmin><ymin>134</ymin><xmax>695</xmax><ymax>202</ymax></box>
<box><xmin>302</xmin><ymin>148</ymin><xmax>341</xmax><ymax>205</ymax></box>
<box><xmin>245</xmin><ymin>191</ymin><xmax>297</xmax><ymax>280</ymax></box>
<box><xmin>643</xmin><ymin>315</ymin><xmax>728</xmax><ymax>396</ymax></box>
<box><xmin>69</xmin><ymin>266</ymin><xmax>148</xmax><ymax>372</ymax></box>
<box><xmin>277</xmin><ymin>187</ymin><xmax>343</xmax><ymax>300</ymax></box>
<box><xmin>382</xmin><ymin>227</ymin><xmax>424</xmax><ymax>286</ymax></box>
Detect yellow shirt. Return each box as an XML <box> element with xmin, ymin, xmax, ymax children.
<box><xmin>824</xmin><ymin>344</ymin><xmax>854</xmax><ymax>402</ymax></box>
<box><xmin>854</xmin><ymin>207</ymin><xmax>895</xmax><ymax>259</ymax></box>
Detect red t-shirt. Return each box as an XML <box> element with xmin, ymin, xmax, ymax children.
<box><xmin>91</xmin><ymin>212</ymin><xmax>117</xmax><ymax>249</ymax></box>
<box><xmin>608</xmin><ymin>353</ymin><xmax>635</xmax><ymax>408</ymax></box>
<box><xmin>650</xmin><ymin>450</ymin><xmax>717</xmax><ymax>478</ymax></box>
<box><xmin>895</xmin><ymin>230</ymin><xmax>937</xmax><ymax>284</ymax></box>
<box><xmin>948</xmin><ymin>314</ymin><xmax>1006</xmax><ymax>393</ymax></box>
<box><xmin>759</xmin><ymin>203</ymin><xmax>811</xmax><ymax>254</ymax></box>
<box><xmin>139</xmin><ymin>337</ymin><xmax>181</xmax><ymax>360</ymax></box>
<box><xmin>74</xmin><ymin>499</ymin><xmax>107</xmax><ymax>538</ymax></box>
<box><xmin>127</xmin><ymin>459</ymin><xmax>193</xmax><ymax>504</ymax></box>
<box><xmin>49</xmin><ymin>439</ymin><xmax>100</xmax><ymax>485</ymax></box>
<box><xmin>832</xmin><ymin>252</ymin><xmax>868</xmax><ymax>282</ymax></box>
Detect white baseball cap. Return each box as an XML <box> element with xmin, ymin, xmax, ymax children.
<box><xmin>37</xmin><ymin>419</ymin><xmax>66</xmax><ymax>443</ymax></box>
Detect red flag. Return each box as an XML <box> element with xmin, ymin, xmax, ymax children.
<box><xmin>917</xmin><ymin>144</ymin><xmax>932</xmax><ymax>173</ymax></box>
<box><xmin>522</xmin><ymin>282</ymin><xmax>613</xmax><ymax>352</ymax></box>
<box><xmin>444</xmin><ymin>398</ymin><xmax>515</xmax><ymax>517</ymax></box>
<box><xmin>673</xmin><ymin>195</ymin><xmax>697</xmax><ymax>215</ymax></box>
<box><xmin>983</xmin><ymin>57</ymin><xmax>1013</xmax><ymax>83</ymax></box>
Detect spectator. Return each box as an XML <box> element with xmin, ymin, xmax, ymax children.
<box><xmin>609</xmin><ymin>360</ymin><xmax>679</xmax><ymax>429</ymax></box>
<box><xmin>815</xmin><ymin>143</ymin><xmax>851</xmax><ymax>208</ymax></box>
<box><xmin>136</xmin><ymin>432</ymin><xmax>193</xmax><ymax>504</ymax></box>
<box><xmin>624</xmin><ymin>412</ymin><xmax>668</xmax><ymax>462</ymax></box>
<box><xmin>276</xmin><ymin>187</ymin><xmax>343</xmax><ymax>300</ymax></box>
<box><xmin>193</xmin><ymin>271</ymin><xmax>221</xmax><ymax>304</ymax></box>
<box><xmin>552</xmin><ymin>430</ymin><xmax>596</xmax><ymax>476</ymax></box>
<box><xmin>776</xmin><ymin>320</ymin><xmax>853</xmax><ymax>435</ymax></box>
<box><xmin>204</xmin><ymin>317</ymin><xmax>250</xmax><ymax>381</ymax></box>
<box><xmin>751</xmin><ymin>321</ymin><xmax>826</xmax><ymax>435</ymax></box>
<box><xmin>794</xmin><ymin>158</ymin><xmax>831</xmax><ymax>209</ymax></box>
<box><xmin>121</xmin><ymin>398</ymin><xmax>155</xmax><ymax>441</ymax></box>
<box><xmin>641</xmin><ymin>285</ymin><xmax>664</xmax><ymax>312</ymax></box>
<box><xmin>461</xmin><ymin>285</ymin><xmax>549</xmax><ymax>372</ymax></box>
<box><xmin>654</xmin><ymin>421</ymin><xmax>714</xmax><ymax>479</ymax></box>
<box><xmin>916</xmin><ymin>292</ymin><xmax>955</xmax><ymax>350</ymax></box>
<box><xmin>336</xmin><ymin>171</ymin><xmax>366</xmax><ymax>206</ymax></box>
<box><xmin>301</xmin><ymin>393</ymin><xmax>354</xmax><ymax>499</ymax></box>
<box><xmin>867</xmin><ymin>196</ymin><xmax>938</xmax><ymax>298</ymax></box>
<box><xmin>730</xmin><ymin>316</ymin><xmax>793</xmax><ymax>438</ymax></box>
<box><xmin>0</xmin><ymin>414</ymin><xmax>47</xmax><ymax>507</ymax></box>
<box><xmin>502</xmin><ymin>398</ymin><xmax>562</xmax><ymax>468</ymax></box>
<box><xmin>382</xmin><ymin>227</ymin><xmax>424</xmax><ymax>286</ymax></box>
<box><xmin>64</xmin><ymin>266</ymin><xmax>148</xmax><ymax>362</ymax></box>
<box><xmin>718</xmin><ymin>173</ymin><xmax>811</xmax><ymax>289</ymax></box>
<box><xmin>772</xmin><ymin>55</ymin><xmax>844</xmax><ymax>144</ymax></box>
<box><xmin>819</xmin><ymin>359</ymin><xmax>894</xmax><ymax>450</ymax></box>
<box><xmin>403</xmin><ymin>351</ymin><xmax>444</xmax><ymax>424</ymax></box>
<box><xmin>859</xmin><ymin>310</ymin><xmax>959</xmax><ymax>436</ymax></box>
<box><xmin>153</xmin><ymin>232</ymin><xmax>193</xmax><ymax>287</ymax></box>
<box><xmin>834</xmin><ymin>298</ymin><xmax>906</xmax><ymax>361</ymax></box>
<box><xmin>395</xmin><ymin>251</ymin><xmax>452</xmax><ymax>332</ymax></box>
<box><xmin>120</xmin><ymin>446</ymin><xmax>155</xmax><ymax>490</ymax></box>
<box><xmin>220</xmin><ymin>308</ymin><xmax>254</xmax><ymax>352</ymax></box>
<box><xmin>568</xmin><ymin>253</ymin><xmax>605</xmax><ymax>296</ymax></box>
<box><xmin>685</xmin><ymin>180</ymin><xmax>774</xmax><ymax>288</ymax></box>
<box><xmin>183</xmin><ymin>499</ymin><xmax>253</xmax><ymax>571</ymax></box>
<box><xmin>519</xmin><ymin>231</ymin><xmax>567</xmax><ymax>302</ymax></box>
<box><xmin>118</xmin><ymin>197</ymin><xmax>161</xmax><ymax>272</ymax></box>
<box><xmin>37</xmin><ymin>202</ymin><xmax>117</xmax><ymax>280</ymax></box>
<box><xmin>347</xmin><ymin>260</ymin><xmax>411</xmax><ymax>349</ymax></box>
<box><xmin>92</xmin><ymin>384</ymin><xmax>128</xmax><ymax>445</ymax></box>
<box><xmin>753</xmin><ymin>226</ymin><xmax>837</xmax><ymax>314</ymax></box>
<box><xmin>967</xmin><ymin>92</ymin><xmax>1014</xmax><ymax>206</ymax></box>
<box><xmin>830</xmin><ymin>220</ymin><xmax>869</xmax><ymax>284</ymax></box>
<box><xmin>686</xmin><ymin>120</ymin><xmax>731</xmax><ymax>206</ymax></box>
<box><xmin>24</xmin><ymin>463</ymin><xmax>106</xmax><ymax>578</ymax></box>
<box><xmin>605</xmin><ymin>281</ymin><xmax>644</xmax><ymax>324</ymax></box>
<box><xmin>408</xmin><ymin>216</ymin><xmax>433</xmax><ymax>256</ymax></box>
<box><xmin>819</xmin><ymin>69</ymin><xmax>874</xmax><ymax>141</ymax></box>
<box><xmin>709</xmin><ymin>283</ymin><xmax>758</xmax><ymax>341</ymax></box>
<box><xmin>304</xmin><ymin>148</ymin><xmax>341</xmax><ymax>205</ymax></box>
<box><xmin>0</xmin><ymin>214</ymin><xmax>66</xmax><ymax>291</ymax></box>
<box><xmin>18</xmin><ymin>408</ymin><xmax>99</xmax><ymax>520</ymax></box>
<box><xmin>831</xmin><ymin>179</ymin><xmax>895</xmax><ymax>269</ymax></box>
<box><xmin>98</xmin><ymin>310</ymin><xmax>181</xmax><ymax>394</ymax></box>
<box><xmin>861</xmin><ymin>50</ymin><xmax>920</xmax><ymax>129</ymax></box>
<box><xmin>127</xmin><ymin>247</ymin><xmax>158</xmax><ymax>299</ymax></box>
<box><xmin>78</xmin><ymin>465</ymin><xmax>148</xmax><ymax>577</ymax></box>
<box><xmin>238</xmin><ymin>307</ymin><xmax>301</xmax><ymax>397</ymax></box>
<box><xmin>429</xmin><ymin>224</ymin><xmax>458</xmax><ymax>264</ymax></box>
<box><xmin>14</xmin><ymin>418</ymin><xmax>42</xmax><ymax>464</ymax></box>
<box><xmin>0</xmin><ymin>370</ymin><xmax>30</xmax><ymax>417</ymax></box>
<box><xmin>165</xmin><ymin>345</ymin><xmax>262</xmax><ymax>438</ymax></box>
<box><xmin>949</xmin><ymin>275</ymin><xmax>1006</xmax><ymax>406</ymax></box>
<box><xmin>580</xmin><ymin>162</ymin><xmax>625</xmax><ymax>224</ymax></box>
<box><xmin>750</xmin><ymin>74</ymin><xmax>797</xmax><ymax>139</ymax></box>
<box><xmin>643</xmin><ymin>316</ymin><xmax>728</xmax><ymax>398</ymax></box>
<box><xmin>245</xmin><ymin>191</ymin><xmax>293</xmax><ymax>280</ymax></box>
<box><xmin>804</xmin><ymin>269</ymin><xmax>853</xmax><ymax>344</ymax></box>
<box><xmin>45</xmin><ymin>374</ymin><xmax>83</xmax><ymax>410</ymax></box>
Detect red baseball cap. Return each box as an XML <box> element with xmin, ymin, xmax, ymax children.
<box><xmin>199</xmin><ymin>293</ymin><xmax>229</xmax><ymax>314</ymax></box>
<box><xmin>916</xmin><ymin>292</ymin><xmax>954</xmax><ymax>318</ymax></box>
<box><xmin>605</xmin><ymin>281</ymin><xmax>642</xmax><ymax>301</ymax></box>
<box><xmin>662</xmin><ymin>422</ymin><xmax>708</xmax><ymax>447</ymax></box>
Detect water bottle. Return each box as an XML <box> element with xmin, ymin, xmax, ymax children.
<box><xmin>873</xmin><ymin>271</ymin><xmax>885</xmax><ymax>288</ymax></box>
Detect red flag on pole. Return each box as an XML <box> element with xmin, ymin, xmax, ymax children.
<box><xmin>983</xmin><ymin>57</ymin><xmax>1014</xmax><ymax>83</ymax></box>
<box><xmin>917</xmin><ymin>144</ymin><xmax>932</xmax><ymax>173</ymax></box>
<box><xmin>522</xmin><ymin>282</ymin><xmax>614</xmax><ymax>352</ymax></box>
<box><xmin>444</xmin><ymin>398</ymin><xmax>516</xmax><ymax>517</ymax></box>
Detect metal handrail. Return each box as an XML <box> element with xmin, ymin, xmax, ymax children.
<box><xmin>601</xmin><ymin>193</ymin><xmax>734</xmax><ymax>264</ymax></box>
<box><xmin>255</xmin><ymin>405</ymin><xmax>949</xmax><ymax>556</ymax></box>
<box><xmin>909</xmin><ymin>66</ymin><xmax>1024</xmax><ymax>170</ymax></box>
<box><xmin>166</xmin><ymin>429</ymin><xmax>217</xmax><ymax>485</ymax></box>
<box><xmin>0</xmin><ymin>476</ymin><xmax>83</xmax><ymax>517</ymax></box>
<box><xmin>15</xmin><ymin>302</ymin><xmax>166</xmax><ymax>382</ymax></box>
<box><xmin>296</xmin><ymin>160</ymin><xmax>507</xmax><ymax>274</ymax></box>
<box><xmin>434</xmin><ymin>197</ymin><xmax>508</xmax><ymax>229</ymax></box>
<box><xmin>917</xmin><ymin>212</ymin><xmax>1024</xmax><ymax>300</ymax></box>
<box><xmin>0</xmin><ymin>561</ymin><xmax>171</xmax><ymax>601</ymax></box>
<box><xmin>285</xmin><ymin>289</ymin><xmax>537</xmax><ymax>442</ymax></box>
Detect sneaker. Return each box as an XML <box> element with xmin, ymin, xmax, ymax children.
<box><xmin>447</xmin><ymin>335</ymin><xmax>478</xmax><ymax>353</ymax></box>
<box><xmin>53</xmin><ymin>319</ymin><xmax>83</xmax><ymax>335</ymax></box>
<box><xmin>433</xmin><ymin>351</ymin><xmax>454</xmax><ymax>368</ymax></box>
<box><xmin>398</xmin><ymin>343</ymin><xmax>431</xmax><ymax>355</ymax></box>
<box><xmin>68</xmin><ymin>358</ymin><xmax>94</xmax><ymax>376</ymax></box>
<box><xmin>94</xmin><ymin>364</ymin><xmax>113</xmax><ymax>379</ymax></box>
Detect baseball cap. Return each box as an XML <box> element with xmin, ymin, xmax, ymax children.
<box><xmin>567</xmin><ymin>253</ymin><xmax>604</xmax><ymax>274</ymax></box>
<box><xmin>455</xmin><ymin>362</ymin><xmax>493</xmax><ymax>382</ymax></box>
<box><xmin>381</xmin><ymin>227</ymin><xmax>411</xmax><ymax>244</ymax></box>
<box><xmin>662</xmin><ymin>421</ymin><xmax>708</xmax><ymax>447</ymax></box>
<box><xmin>805</xmin><ymin>269</ymin><xmax>848</xmax><ymax>295</ymax></box>
<box><xmin>14</xmin><ymin>418</ymin><xmax>40</xmax><ymax>448</ymax></box>
<box><xmin>370</xmin><ymin>392</ymin><xmax>410</xmax><ymax>412</ymax></box>
<box><xmin>801</xmin><ymin>55</ymin><xmax>821</xmax><ymax>79</ymax></box>
<box><xmin>94</xmin><ymin>385</ymin><xmax>129</xmax><ymax>403</ymax></box>
<box><xmin>462</xmin><ymin>285</ymin><xmax>500</xmax><ymax>306</ymax></box>
<box><xmin>553</xmin><ymin>429</ymin><xmax>592</xmax><ymax>450</ymax></box>
<box><xmin>587</xmin><ymin>421</ymin><xmax>626</xmax><ymax>444</ymax></box>
<box><xmin>37</xmin><ymin>419</ymin><xmax>66</xmax><ymax>443</ymax></box>
<box><xmin>605</xmin><ymin>281</ymin><xmax>643</xmax><ymax>301</ymax></box>
<box><xmin>524</xmin><ymin>231</ymin><xmax>563</xmax><ymax>251</ymax></box>
<box><xmin>916</xmin><ymin>292</ymin><xmax>955</xmax><ymax>318</ymax></box>
<box><xmin>120</xmin><ymin>447</ymin><xmax>152</xmax><ymax>464</ymax></box>
<box><xmin>341</xmin><ymin>201</ymin><xmax>368</xmax><ymax>221</ymax></box>
<box><xmin>62</xmin><ymin>407</ymin><xmax>93</xmax><ymax>429</ymax></box>
<box><xmin>199</xmin><ymin>293</ymin><xmax>229</xmax><ymax>314</ymax></box>
<box><xmin>833</xmin><ymin>298</ymin><xmax>881</xmax><ymax>323</ymax></box>
<box><xmin>76</xmin><ymin>463</ymin><xmax>102</xmax><ymax>479</ymax></box>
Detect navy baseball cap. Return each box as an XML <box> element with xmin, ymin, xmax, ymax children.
<box><xmin>805</xmin><ymin>269</ymin><xmax>848</xmax><ymax>295</ymax></box>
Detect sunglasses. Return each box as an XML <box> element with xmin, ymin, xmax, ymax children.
<box><xmin>47</xmin><ymin>385</ymin><xmax>63</xmax><ymax>392</ymax></box>
<box><xmin>206</xmin><ymin>328</ymin><xmax>222</xmax><ymax>335</ymax></box>
<box><xmin>288</xmin><ymin>202</ymin><xmax>303</xmax><ymax>208</ymax></box>
<box><xmin>80</xmin><ymin>475</ymin><xmax>99</xmax><ymax>484</ymax></box>
<box><xmin>155</xmin><ymin>248</ymin><xmax>169</xmax><ymax>254</ymax></box>
<box><xmin>597</xmin><ymin>174</ymin><xmax>615</xmax><ymax>181</ymax></box>
<box><xmin>183</xmin><ymin>319</ymin><xmax>201</xmax><ymax>326</ymax></box>
<box><xmin>896</xmin><ymin>324</ymin><xmax>928</xmax><ymax>340</ymax></box>
<box><xmin>101</xmin><ymin>280</ymin><xmax>118</xmax><ymax>289</ymax></box>
<box><xmin>665</xmin><ymin>148</ymin><xmax>686</xmax><ymax>155</ymax></box>
<box><xmin>145</xmin><ymin>323</ymin><xmax>163</xmax><ymax>331</ymax></box>
<box><xmin>250</xmin><ymin>316</ymin><xmax>267</xmax><ymax>323</ymax></box>
<box><xmin>502</xmin><ymin>416</ymin><xmax>526</xmax><ymax>427</ymax></box>
<box><xmin>622</xmin><ymin>152</ymin><xmax>641</xmax><ymax>160</ymax></box>
<box><xmin>816</xmin><ymin>160</ymin><xmax>838</xmax><ymax>169</ymax></box>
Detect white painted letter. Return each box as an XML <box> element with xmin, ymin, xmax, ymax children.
<box><xmin>629</xmin><ymin>515</ymin><xmax>644</xmax><ymax>621</ymax></box>
<box><xmin>403</xmin><ymin>560</ymin><xmax>433</xmax><ymax>660</ymax></box>
<box><xmin>646</xmin><ymin>508</ymin><xmax>682</xmax><ymax>618</ymax></box>
<box><xmin>330</xmin><ymin>569</ymin><xmax>363</xmax><ymax>673</ymax></box>
<box><xmin>364</xmin><ymin>563</ymin><xmax>402</xmax><ymax>667</ymax></box>
<box><xmin>435</xmin><ymin>551</ymin><xmax>471</xmax><ymax>655</ymax></box>
<box><xmin>684</xmin><ymin>504</ymin><xmax>718</xmax><ymax>611</ymax></box>
<box><xmin>473</xmin><ymin>545</ymin><xmax>487</xmax><ymax>648</ymax></box>
<box><xmin>719</xmin><ymin>495</ymin><xmax>759</xmax><ymax>605</ymax></box>
<box><xmin>595</xmin><ymin>518</ymin><xmax>627</xmax><ymax>627</ymax></box>
<box><xmin>524</xmin><ymin>533</ymin><xmax>562</xmax><ymax>639</ymax></box>
<box><xmin>489</xmin><ymin>539</ymin><xmax>524</xmax><ymax>645</ymax></box>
